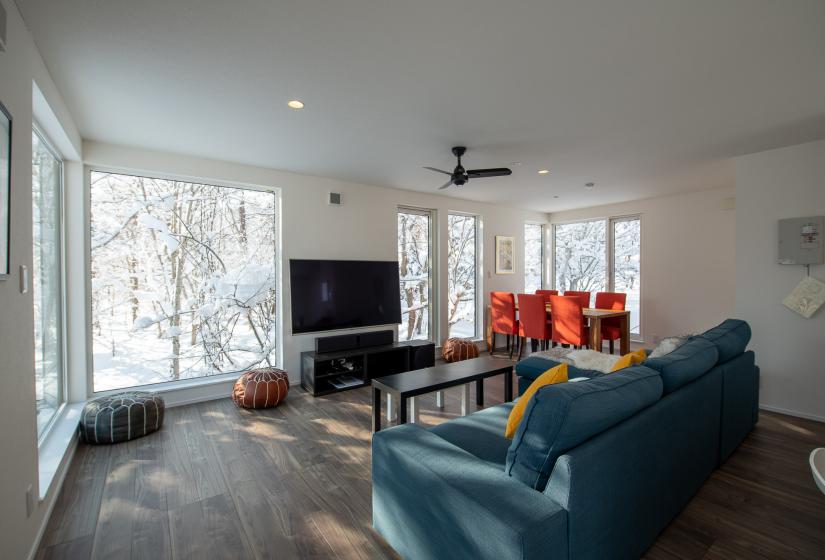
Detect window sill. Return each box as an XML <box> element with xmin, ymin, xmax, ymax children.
<box><xmin>38</xmin><ymin>402</ymin><xmax>84</xmax><ymax>500</ymax></box>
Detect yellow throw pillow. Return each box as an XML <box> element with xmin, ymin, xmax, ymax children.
<box><xmin>505</xmin><ymin>363</ymin><xmax>568</xmax><ymax>439</ymax></box>
<box><xmin>610</xmin><ymin>348</ymin><xmax>648</xmax><ymax>372</ymax></box>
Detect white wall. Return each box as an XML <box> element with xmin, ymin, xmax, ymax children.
<box><xmin>82</xmin><ymin>141</ymin><xmax>547</xmax><ymax>383</ymax></box>
<box><xmin>0</xmin><ymin>1</ymin><xmax>83</xmax><ymax>559</ymax></box>
<box><xmin>549</xmin><ymin>187</ymin><xmax>736</xmax><ymax>343</ymax></box>
<box><xmin>735</xmin><ymin>139</ymin><xmax>825</xmax><ymax>421</ymax></box>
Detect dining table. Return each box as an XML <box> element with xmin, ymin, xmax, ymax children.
<box><xmin>485</xmin><ymin>303</ymin><xmax>631</xmax><ymax>355</ymax></box>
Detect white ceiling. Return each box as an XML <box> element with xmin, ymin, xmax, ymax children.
<box><xmin>16</xmin><ymin>0</ymin><xmax>825</xmax><ymax>211</ymax></box>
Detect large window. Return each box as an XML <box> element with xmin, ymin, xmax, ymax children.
<box><xmin>553</xmin><ymin>216</ymin><xmax>642</xmax><ymax>336</ymax></box>
<box><xmin>553</xmin><ymin>220</ymin><xmax>607</xmax><ymax>301</ymax></box>
<box><xmin>611</xmin><ymin>217</ymin><xmax>641</xmax><ymax>335</ymax></box>
<box><xmin>90</xmin><ymin>171</ymin><xmax>279</xmax><ymax>392</ymax></box>
<box><xmin>524</xmin><ymin>223</ymin><xmax>544</xmax><ymax>293</ymax></box>
<box><xmin>32</xmin><ymin>128</ymin><xmax>65</xmax><ymax>437</ymax></box>
<box><xmin>447</xmin><ymin>213</ymin><xmax>478</xmax><ymax>338</ymax></box>
<box><xmin>397</xmin><ymin>208</ymin><xmax>432</xmax><ymax>341</ymax></box>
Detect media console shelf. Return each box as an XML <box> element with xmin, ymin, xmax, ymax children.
<box><xmin>301</xmin><ymin>339</ymin><xmax>434</xmax><ymax>397</ymax></box>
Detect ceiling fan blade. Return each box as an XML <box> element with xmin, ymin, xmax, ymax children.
<box><xmin>438</xmin><ymin>179</ymin><xmax>454</xmax><ymax>190</ymax></box>
<box><xmin>467</xmin><ymin>167</ymin><xmax>512</xmax><ymax>178</ymax></box>
<box><xmin>423</xmin><ymin>166</ymin><xmax>452</xmax><ymax>176</ymax></box>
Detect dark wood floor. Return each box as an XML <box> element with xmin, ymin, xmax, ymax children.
<box><xmin>37</xmin><ymin>372</ymin><xmax>825</xmax><ymax>559</ymax></box>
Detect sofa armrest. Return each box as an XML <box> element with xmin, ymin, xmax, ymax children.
<box><xmin>372</xmin><ymin>423</ymin><xmax>568</xmax><ymax>560</ymax></box>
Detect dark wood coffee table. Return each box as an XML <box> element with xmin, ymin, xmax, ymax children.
<box><xmin>371</xmin><ymin>356</ymin><xmax>514</xmax><ymax>432</ymax></box>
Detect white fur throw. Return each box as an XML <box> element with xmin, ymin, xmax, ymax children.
<box><xmin>533</xmin><ymin>347</ymin><xmax>622</xmax><ymax>373</ymax></box>
<box><xmin>648</xmin><ymin>335</ymin><xmax>692</xmax><ymax>359</ymax></box>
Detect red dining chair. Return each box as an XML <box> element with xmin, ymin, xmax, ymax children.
<box><xmin>563</xmin><ymin>290</ymin><xmax>591</xmax><ymax>309</ymax></box>
<box><xmin>535</xmin><ymin>289</ymin><xmax>559</xmax><ymax>297</ymax></box>
<box><xmin>517</xmin><ymin>294</ymin><xmax>552</xmax><ymax>359</ymax></box>
<box><xmin>490</xmin><ymin>292</ymin><xmax>519</xmax><ymax>359</ymax></box>
<box><xmin>550</xmin><ymin>295</ymin><xmax>590</xmax><ymax>349</ymax></box>
<box><xmin>595</xmin><ymin>292</ymin><xmax>627</xmax><ymax>354</ymax></box>
<box><xmin>535</xmin><ymin>290</ymin><xmax>558</xmax><ymax>335</ymax></box>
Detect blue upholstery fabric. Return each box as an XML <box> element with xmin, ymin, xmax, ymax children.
<box><xmin>718</xmin><ymin>351</ymin><xmax>759</xmax><ymax>462</ymax></box>
<box><xmin>429</xmin><ymin>402</ymin><xmax>514</xmax><ymax>467</ymax></box>
<box><xmin>643</xmin><ymin>337</ymin><xmax>718</xmax><ymax>394</ymax></box>
<box><xmin>700</xmin><ymin>318</ymin><xmax>752</xmax><ymax>364</ymax></box>
<box><xmin>372</xmin><ymin>423</ymin><xmax>568</xmax><ymax>560</ymax></box>
<box><xmin>543</xmin><ymin>368</ymin><xmax>723</xmax><ymax>560</ymax></box>
<box><xmin>505</xmin><ymin>366</ymin><xmax>663</xmax><ymax>491</ymax></box>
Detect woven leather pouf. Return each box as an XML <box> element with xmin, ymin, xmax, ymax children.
<box><xmin>80</xmin><ymin>391</ymin><xmax>165</xmax><ymax>444</ymax></box>
<box><xmin>442</xmin><ymin>338</ymin><xmax>480</xmax><ymax>363</ymax></box>
<box><xmin>232</xmin><ymin>367</ymin><xmax>290</xmax><ymax>409</ymax></box>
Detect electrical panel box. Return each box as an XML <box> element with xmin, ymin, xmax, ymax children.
<box><xmin>778</xmin><ymin>216</ymin><xmax>824</xmax><ymax>265</ymax></box>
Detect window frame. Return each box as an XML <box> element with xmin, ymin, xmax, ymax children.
<box><xmin>85</xmin><ymin>166</ymin><xmax>283</xmax><ymax>397</ymax></box>
<box><xmin>524</xmin><ymin>221</ymin><xmax>546</xmax><ymax>292</ymax></box>
<box><xmin>551</xmin><ymin>214</ymin><xmax>643</xmax><ymax>341</ymax></box>
<box><xmin>32</xmin><ymin>123</ymin><xmax>68</xmax><ymax>442</ymax></box>
<box><xmin>397</xmin><ymin>206</ymin><xmax>437</xmax><ymax>342</ymax></box>
<box><xmin>446</xmin><ymin>210</ymin><xmax>481</xmax><ymax>340</ymax></box>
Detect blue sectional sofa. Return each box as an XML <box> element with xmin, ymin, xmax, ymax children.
<box><xmin>372</xmin><ymin>319</ymin><xmax>759</xmax><ymax>560</ymax></box>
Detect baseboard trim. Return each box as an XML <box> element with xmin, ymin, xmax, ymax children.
<box><xmin>27</xmin><ymin>434</ymin><xmax>80</xmax><ymax>560</ymax></box>
<box><xmin>760</xmin><ymin>404</ymin><xmax>825</xmax><ymax>423</ymax></box>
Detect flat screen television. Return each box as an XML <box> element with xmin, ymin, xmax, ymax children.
<box><xmin>289</xmin><ymin>259</ymin><xmax>402</xmax><ymax>334</ymax></box>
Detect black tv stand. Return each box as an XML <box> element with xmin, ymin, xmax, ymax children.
<box><xmin>301</xmin><ymin>339</ymin><xmax>434</xmax><ymax>397</ymax></box>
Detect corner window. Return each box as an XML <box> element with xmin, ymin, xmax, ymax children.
<box><xmin>447</xmin><ymin>213</ymin><xmax>479</xmax><ymax>338</ymax></box>
<box><xmin>524</xmin><ymin>223</ymin><xmax>544</xmax><ymax>292</ymax></box>
<box><xmin>32</xmin><ymin>128</ymin><xmax>65</xmax><ymax>437</ymax></box>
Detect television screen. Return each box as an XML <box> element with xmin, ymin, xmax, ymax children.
<box><xmin>289</xmin><ymin>259</ymin><xmax>402</xmax><ymax>334</ymax></box>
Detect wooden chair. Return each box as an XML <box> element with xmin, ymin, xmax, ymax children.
<box><xmin>595</xmin><ymin>292</ymin><xmax>627</xmax><ymax>354</ymax></box>
<box><xmin>490</xmin><ymin>292</ymin><xmax>519</xmax><ymax>359</ymax></box>
<box><xmin>550</xmin><ymin>295</ymin><xmax>590</xmax><ymax>349</ymax></box>
<box><xmin>517</xmin><ymin>294</ymin><xmax>552</xmax><ymax>359</ymax></box>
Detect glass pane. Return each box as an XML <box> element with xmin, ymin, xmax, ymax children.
<box><xmin>613</xmin><ymin>218</ymin><xmax>641</xmax><ymax>335</ymax></box>
<box><xmin>90</xmin><ymin>172</ymin><xmax>279</xmax><ymax>392</ymax></box>
<box><xmin>397</xmin><ymin>211</ymin><xmax>431</xmax><ymax>340</ymax></box>
<box><xmin>553</xmin><ymin>220</ymin><xmax>607</xmax><ymax>301</ymax></box>
<box><xmin>32</xmin><ymin>130</ymin><xmax>64</xmax><ymax>436</ymax></box>
<box><xmin>448</xmin><ymin>214</ymin><xmax>477</xmax><ymax>338</ymax></box>
<box><xmin>524</xmin><ymin>223</ymin><xmax>543</xmax><ymax>293</ymax></box>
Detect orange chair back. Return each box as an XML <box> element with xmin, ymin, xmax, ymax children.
<box><xmin>550</xmin><ymin>295</ymin><xmax>587</xmax><ymax>346</ymax></box>
<box><xmin>518</xmin><ymin>294</ymin><xmax>551</xmax><ymax>340</ymax></box>
<box><xmin>490</xmin><ymin>292</ymin><xmax>518</xmax><ymax>335</ymax></box>
<box><xmin>595</xmin><ymin>292</ymin><xmax>626</xmax><ymax>310</ymax></box>
<box><xmin>563</xmin><ymin>290</ymin><xmax>591</xmax><ymax>309</ymax></box>
<box><xmin>535</xmin><ymin>289</ymin><xmax>559</xmax><ymax>299</ymax></box>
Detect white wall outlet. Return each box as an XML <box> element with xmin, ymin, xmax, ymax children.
<box><xmin>26</xmin><ymin>484</ymin><xmax>35</xmax><ymax>517</ymax></box>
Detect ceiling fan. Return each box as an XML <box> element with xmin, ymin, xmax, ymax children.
<box><xmin>424</xmin><ymin>146</ymin><xmax>512</xmax><ymax>190</ymax></box>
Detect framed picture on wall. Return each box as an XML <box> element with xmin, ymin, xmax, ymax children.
<box><xmin>0</xmin><ymin>101</ymin><xmax>11</xmax><ymax>279</ymax></box>
<box><xmin>495</xmin><ymin>235</ymin><xmax>515</xmax><ymax>274</ymax></box>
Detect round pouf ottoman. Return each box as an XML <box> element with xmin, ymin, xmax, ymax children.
<box><xmin>442</xmin><ymin>338</ymin><xmax>480</xmax><ymax>363</ymax></box>
<box><xmin>232</xmin><ymin>367</ymin><xmax>289</xmax><ymax>409</ymax></box>
<box><xmin>80</xmin><ymin>391</ymin><xmax>165</xmax><ymax>444</ymax></box>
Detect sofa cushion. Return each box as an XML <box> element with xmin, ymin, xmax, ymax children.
<box><xmin>429</xmin><ymin>402</ymin><xmax>515</xmax><ymax>468</ymax></box>
<box><xmin>643</xmin><ymin>337</ymin><xmax>719</xmax><ymax>394</ymax></box>
<box><xmin>506</xmin><ymin>364</ymin><xmax>569</xmax><ymax>439</ymax></box>
<box><xmin>699</xmin><ymin>319</ymin><xmax>751</xmax><ymax>364</ymax></box>
<box><xmin>505</xmin><ymin>366</ymin><xmax>663</xmax><ymax>491</ymax></box>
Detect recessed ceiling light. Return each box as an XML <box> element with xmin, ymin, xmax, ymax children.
<box><xmin>538</xmin><ymin>169</ymin><xmax>549</xmax><ymax>175</ymax></box>
<box><xmin>585</xmin><ymin>182</ymin><xmax>595</xmax><ymax>189</ymax></box>
<box><xmin>287</xmin><ymin>99</ymin><xmax>305</xmax><ymax>109</ymax></box>
<box><xmin>553</xmin><ymin>195</ymin><xmax>559</xmax><ymax>199</ymax></box>
<box><xmin>510</xmin><ymin>161</ymin><xmax>522</xmax><ymax>166</ymax></box>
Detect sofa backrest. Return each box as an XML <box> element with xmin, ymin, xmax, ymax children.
<box><xmin>699</xmin><ymin>318</ymin><xmax>752</xmax><ymax>364</ymax></box>
<box><xmin>505</xmin><ymin>366</ymin><xmax>663</xmax><ymax>492</ymax></box>
<box><xmin>643</xmin><ymin>337</ymin><xmax>718</xmax><ymax>394</ymax></box>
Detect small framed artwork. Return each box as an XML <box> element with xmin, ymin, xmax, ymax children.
<box><xmin>495</xmin><ymin>235</ymin><xmax>515</xmax><ymax>274</ymax></box>
<box><xmin>0</xmin><ymin>101</ymin><xmax>11</xmax><ymax>279</ymax></box>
